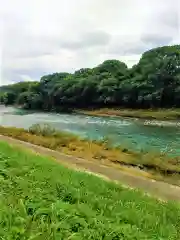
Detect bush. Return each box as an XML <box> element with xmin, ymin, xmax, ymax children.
<box><xmin>28</xmin><ymin>124</ymin><xmax>57</xmax><ymax>137</ymax></box>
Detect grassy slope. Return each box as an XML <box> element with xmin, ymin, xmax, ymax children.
<box><xmin>80</xmin><ymin>108</ymin><xmax>180</xmax><ymax>120</ymax></box>
<box><xmin>0</xmin><ymin>125</ymin><xmax>180</xmax><ymax>182</ymax></box>
<box><xmin>0</xmin><ymin>141</ymin><xmax>180</xmax><ymax>239</ymax></box>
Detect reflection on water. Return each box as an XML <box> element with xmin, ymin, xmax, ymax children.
<box><xmin>0</xmin><ymin>105</ymin><xmax>180</xmax><ymax>156</ymax></box>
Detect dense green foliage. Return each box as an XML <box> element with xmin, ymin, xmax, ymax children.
<box><xmin>1</xmin><ymin>45</ymin><xmax>180</xmax><ymax>110</ymax></box>
<box><xmin>0</xmin><ymin>140</ymin><xmax>180</xmax><ymax>239</ymax></box>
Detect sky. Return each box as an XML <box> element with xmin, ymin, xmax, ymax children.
<box><xmin>0</xmin><ymin>0</ymin><xmax>180</xmax><ymax>85</ymax></box>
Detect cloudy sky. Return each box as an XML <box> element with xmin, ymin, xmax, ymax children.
<box><xmin>0</xmin><ymin>0</ymin><xmax>180</xmax><ymax>85</ymax></box>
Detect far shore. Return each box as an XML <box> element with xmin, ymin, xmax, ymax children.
<box><xmin>1</xmin><ymin>104</ymin><xmax>180</xmax><ymax>121</ymax></box>
<box><xmin>77</xmin><ymin>108</ymin><xmax>180</xmax><ymax>121</ymax></box>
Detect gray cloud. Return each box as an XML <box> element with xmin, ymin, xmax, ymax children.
<box><xmin>81</xmin><ymin>31</ymin><xmax>111</xmax><ymax>47</ymax></box>
<box><xmin>107</xmin><ymin>35</ymin><xmax>149</xmax><ymax>56</ymax></box>
<box><xmin>141</xmin><ymin>34</ymin><xmax>173</xmax><ymax>47</ymax></box>
<box><xmin>60</xmin><ymin>31</ymin><xmax>111</xmax><ymax>50</ymax></box>
<box><xmin>1</xmin><ymin>67</ymin><xmax>47</xmax><ymax>85</ymax></box>
<box><xmin>162</xmin><ymin>13</ymin><xmax>179</xmax><ymax>29</ymax></box>
<box><xmin>143</xmin><ymin>0</ymin><xmax>179</xmax><ymax>36</ymax></box>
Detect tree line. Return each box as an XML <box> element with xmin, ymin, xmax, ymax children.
<box><xmin>1</xmin><ymin>45</ymin><xmax>180</xmax><ymax>111</ymax></box>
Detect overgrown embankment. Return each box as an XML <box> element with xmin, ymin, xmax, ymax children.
<box><xmin>0</xmin><ymin>124</ymin><xmax>180</xmax><ymax>182</ymax></box>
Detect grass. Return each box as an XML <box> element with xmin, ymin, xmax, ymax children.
<box><xmin>0</xmin><ymin>140</ymin><xmax>180</xmax><ymax>239</ymax></box>
<box><xmin>79</xmin><ymin>108</ymin><xmax>180</xmax><ymax>120</ymax></box>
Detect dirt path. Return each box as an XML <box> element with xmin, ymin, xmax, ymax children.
<box><xmin>1</xmin><ymin>134</ymin><xmax>180</xmax><ymax>201</ymax></box>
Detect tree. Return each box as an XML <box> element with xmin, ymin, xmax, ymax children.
<box><xmin>1</xmin><ymin>44</ymin><xmax>180</xmax><ymax>110</ymax></box>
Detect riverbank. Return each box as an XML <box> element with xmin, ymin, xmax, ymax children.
<box><xmin>78</xmin><ymin>108</ymin><xmax>180</xmax><ymax>120</ymax></box>
<box><xmin>3</xmin><ymin>104</ymin><xmax>180</xmax><ymax>120</ymax></box>
<box><xmin>1</xmin><ymin>141</ymin><xmax>180</xmax><ymax>239</ymax></box>
<box><xmin>0</xmin><ymin>124</ymin><xmax>180</xmax><ymax>186</ymax></box>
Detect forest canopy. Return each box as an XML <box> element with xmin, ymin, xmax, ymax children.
<box><xmin>1</xmin><ymin>45</ymin><xmax>180</xmax><ymax>111</ymax></box>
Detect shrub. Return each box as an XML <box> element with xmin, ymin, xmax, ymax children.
<box><xmin>28</xmin><ymin>124</ymin><xmax>57</xmax><ymax>137</ymax></box>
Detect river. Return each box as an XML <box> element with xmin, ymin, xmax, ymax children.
<box><xmin>0</xmin><ymin>106</ymin><xmax>180</xmax><ymax>156</ymax></box>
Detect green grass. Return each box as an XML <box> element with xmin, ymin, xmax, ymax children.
<box><xmin>0</xmin><ymin>141</ymin><xmax>180</xmax><ymax>239</ymax></box>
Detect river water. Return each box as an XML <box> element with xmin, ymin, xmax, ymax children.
<box><xmin>0</xmin><ymin>106</ymin><xmax>180</xmax><ymax>156</ymax></box>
